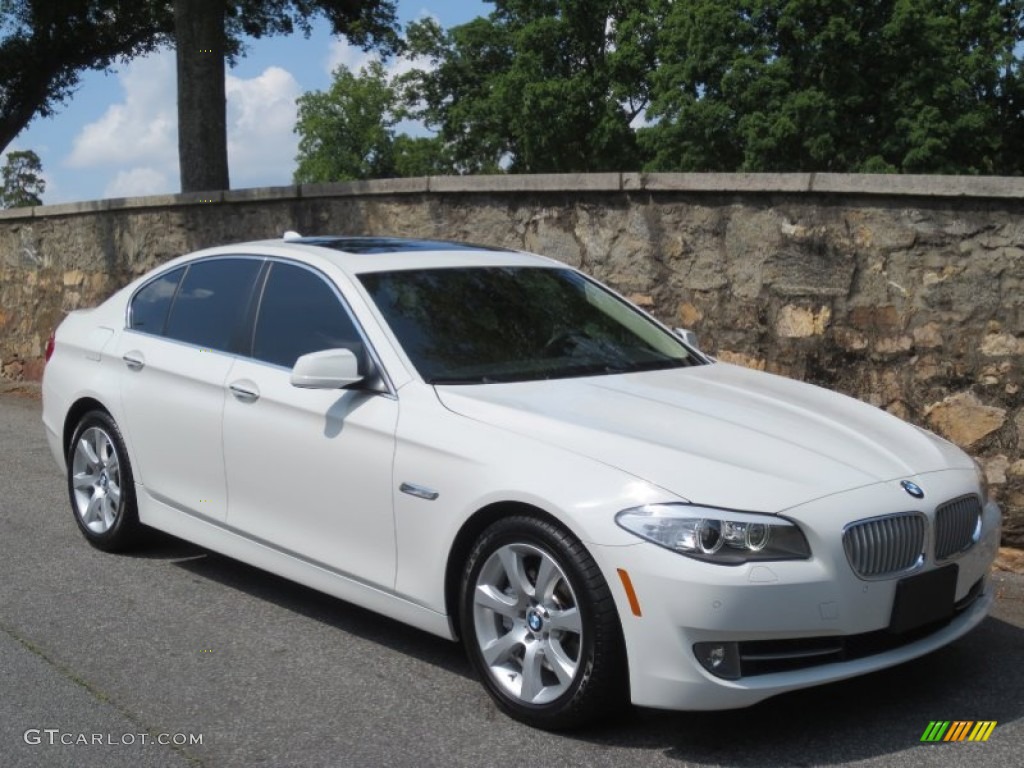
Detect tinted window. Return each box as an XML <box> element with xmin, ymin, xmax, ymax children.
<box><xmin>252</xmin><ymin>262</ymin><xmax>361</xmax><ymax>368</ymax></box>
<box><xmin>129</xmin><ymin>266</ymin><xmax>185</xmax><ymax>334</ymax></box>
<box><xmin>359</xmin><ymin>267</ymin><xmax>697</xmax><ymax>384</ymax></box>
<box><xmin>164</xmin><ymin>258</ymin><xmax>262</xmax><ymax>351</ymax></box>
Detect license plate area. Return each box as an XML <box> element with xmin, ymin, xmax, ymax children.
<box><xmin>888</xmin><ymin>564</ymin><xmax>958</xmax><ymax>634</ymax></box>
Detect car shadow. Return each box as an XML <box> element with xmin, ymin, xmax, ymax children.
<box><xmin>575</xmin><ymin>613</ymin><xmax>1024</xmax><ymax>764</ymax></box>
<box><xmin>137</xmin><ymin>531</ymin><xmax>473</xmax><ymax>679</ymax></box>
<box><xmin>132</xmin><ymin>531</ymin><xmax>1023</xmax><ymax>762</ymax></box>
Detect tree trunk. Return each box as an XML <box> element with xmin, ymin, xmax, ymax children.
<box><xmin>174</xmin><ymin>0</ymin><xmax>229</xmax><ymax>192</ymax></box>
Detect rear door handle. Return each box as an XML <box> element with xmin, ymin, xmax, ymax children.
<box><xmin>229</xmin><ymin>381</ymin><xmax>260</xmax><ymax>403</ymax></box>
<box><xmin>122</xmin><ymin>352</ymin><xmax>145</xmax><ymax>371</ymax></box>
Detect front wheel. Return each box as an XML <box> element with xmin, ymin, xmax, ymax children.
<box><xmin>460</xmin><ymin>516</ymin><xmax>627</xmax><ymax>729</ymax></box>
<box><xmin>67</xmin><ymin>410</ymin><xmax>143</xmax><ymax>552</ymax></box>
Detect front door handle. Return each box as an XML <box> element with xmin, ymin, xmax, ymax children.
<box><xmin>229</xmin><ymin>380</ymin><xmax>260</xmax><ymax>403</ymax></box>
<box><xmin>122</xmin><ymin>352</ymin><xmax>145</xmax><ymax>371</ymax></box>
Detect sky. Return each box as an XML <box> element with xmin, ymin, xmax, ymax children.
<box><xmin>5</xmin><ymin>1</ymin><xmax>488</xmax><ymax>206</ymax></box>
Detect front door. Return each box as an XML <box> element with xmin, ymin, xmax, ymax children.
<box><xmin>221</xmin><ymin>261</ymin><xmax>398</xmax><ymax>588</ymax></box>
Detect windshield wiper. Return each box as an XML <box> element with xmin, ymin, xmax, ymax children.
<box><xmin>430</xmin><ymin>376</ymin><xmax>499</xmax><ymax>385</ymax></box>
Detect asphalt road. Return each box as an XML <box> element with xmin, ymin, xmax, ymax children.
<box><xmin>1</xmin><ymin>393</ymin><xmax>1022</xmax><ymax>768</ymax></box>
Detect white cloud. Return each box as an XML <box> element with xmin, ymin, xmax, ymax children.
<box><xmin>326</xmin><ymin>39</ymin><xmax>377</xmax><ymax>76</ymax></box>
<box><xmin>322</xmin><ymin>35</ymin><xmax>438</xmax><ymax>139</ymax></box>
<box><xmin>66</xmin><ymin>51</ymin><xmax>307</xmax><ymax>193</ymax></box>
<box><xmin>67</xmin><ymin>52</ymin><xmax>177</xmax><ymax>171</ymax></box>
<box><xmin>325</xmin><ymin>37</ymin><xmax>434</xmax><ymax>82</ymax></box>
<box><xmin>104</xmin><ymin>167</ymin><xmax>172</xmax><ymax>198</ymax></box>
<box><xmin>630</xmin><ymin>105</ymin><xmax>652</xmax><ymax>130</ymax></box>
<box><xmin>226</xmin><ymin>66</ymin><xmax>302</xmax><ymax>188</ymax></box>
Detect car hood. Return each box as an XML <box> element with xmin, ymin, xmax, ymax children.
<box><xmin>434</xmin><ymin>363</ymin><xmax>971</xmax><ymax>513</ymax></box>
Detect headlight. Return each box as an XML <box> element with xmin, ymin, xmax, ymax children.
<box><xmin>974</xmin><ymin>459</ymin><xmax>991</xmax><ymax>503</ymax></box>
<box><xmin>615</xmin><ymin>504</ymin><xmax>811</xmax><ymax>564</ymax></box>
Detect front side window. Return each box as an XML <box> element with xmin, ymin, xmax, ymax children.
<box><xmin>252</xmin><ymin>262</ymin><xmax>361</xmax><ymax>369</ymax></box>
<box><xmin>164</xmin><ymin>258</ymin><xmax>262</xmax><ymax>352</ymax></box>
<box><xmin>359</xmin><ymin>267</ymin><xmax>699</xmax><ymax>384</ymax></box>
<box><xmin>129</xmin><ymin>266</ymin><xmax>186</xmax><ymax>335</ymax></box>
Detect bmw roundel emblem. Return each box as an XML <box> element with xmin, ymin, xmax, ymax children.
<box><xmin>901</xmin><ymin>480</ymin><xmax>924</xmax><ymax>499</ymax></box>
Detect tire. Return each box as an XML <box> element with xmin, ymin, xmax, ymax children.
<box><xmin>67</xmin><ymin>410</ymin><xmax>143</xmax><ymax>552</ymax></box>
<box><xmin>460</xmin><ymin>515</ymin><xmax>628</xmax><ymax>730</ymax></box>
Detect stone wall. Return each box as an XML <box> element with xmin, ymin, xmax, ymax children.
<box><xmin>1</xmin><ymin>173</ymin><xmax>1022</xmax><ymax>545</ymax></box>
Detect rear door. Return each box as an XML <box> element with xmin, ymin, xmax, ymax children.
<box><xmin>117</xmin><ymin>257</ymin><xmax>263</xmax><ymax>522</ymax></box>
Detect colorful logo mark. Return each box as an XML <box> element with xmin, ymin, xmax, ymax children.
<box><xmin>920</xmin><ymin>721</ymin><xmax>997</xmax><ymax>742</ymax></box>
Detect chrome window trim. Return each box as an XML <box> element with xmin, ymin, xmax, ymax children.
<box><xmin>251</xmin><ymin>257</ymin><xmax>397</xmax><ymax>398</ymax></box>
<box><xmin>124</xmin><ymin>253</ymin><xmax>397</xmax><ymax>399</ymax></box>
<box><xmin>125</xmin><ymin>253</ymin><xmax>267</xmax><ymax>336</ymax></box>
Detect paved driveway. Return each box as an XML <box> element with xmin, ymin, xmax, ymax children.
<box><xmin>1</xmin><ymin>393</ymin><xmax>1021</xmax><ymax>767</ymax></box>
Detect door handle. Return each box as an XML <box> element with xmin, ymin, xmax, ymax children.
<box><xmin>229</xmin><ymin>381</ymin><xmax>260</xmax><ymax>403</ymax></box>
<box><xmin>122</xmin><ymin>352</ymin><xmax>145</xmax><ymax>371</ymax></box>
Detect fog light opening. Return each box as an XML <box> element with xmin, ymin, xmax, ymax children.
<box><xmin>694</xmin><ymin>641</ymin><xmax>741</xmax><ymax>680</ymax></box>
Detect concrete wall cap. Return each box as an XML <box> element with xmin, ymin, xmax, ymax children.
<box><xmin>0</xmin><ymin>206</ymin><xmax>34</xmax><ymax>220</ymax></box>
<box><xmin>810</xmin><ymin>173</ymin><xmax>1024</xmax><ymax>198</ymax></box>
<box><xmin>428</xmin><ymin>173</ymin><xmax>622</xmax><ymax>193</ymax></box>
<box><xmin>636</xmin><ymin>172</ymin><xmax>814</xmax><ymax>192</ymax></box>
<box><xmin>31</xmin><ymin>199</ymin><xmax>110</xmax><ymax>216</ymax></box>
<box><xmin>223</xmin><ymin>185</ymin><xmax>299</xmax><ymax>202</ymax></box>
<box><xmin>16</xmin><ymin>173</ymin><xmax>1024</xmax><ymax>218</ymax></box>
<box><xmin>300</xmin><ymin>178</ymin><xmax>429</xmax><ymax>197</ymax></box>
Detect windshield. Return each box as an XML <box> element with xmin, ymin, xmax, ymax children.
<box><xmin>359</xmin><ymin>267</ymin><xmax>702</xmax><ymax>384</ymax></box>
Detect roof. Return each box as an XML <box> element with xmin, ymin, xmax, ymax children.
<box><xmin>287</xmin><ymin>236</ymin><xmax>515</xmax><ymax>254</ymax></box>
<box><xmin>197</xmin><ymin>234</ymin><xmax>565</xmax><ymax>276</ymax></box>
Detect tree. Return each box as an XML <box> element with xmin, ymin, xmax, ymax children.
<box><xmin>392</xmin><ymin>135</ymin><xmax>453</xmax><ymax>177</ymax></box>
<box><xmin>294</xmin><ymin>60</ymin><xmax>400</xmax><ymax>182</ymax></box>
<box><xmin>173</xmin><ymin>0</ymin><xmax>400</xmax><ymax>192</ymax></box>
<box><xmin>294</xmin><ymin>60</ymin><xmax>452</xmax><ymax>182</ymax></box>
<box><xmin>1</xmin><ymin>148</ymin><xmax>44</xmax><ymax>207</ymax></box>
<box><xmin>174</xmin><ymin>0</ymin><xmax>229</xmax><ymax>193</ymax></box>
<box><xmin>402</xmin><ymin>2</ymin><xmax>663</xmax><ymax>174</ymax></box>
<box><xmin>639</xmin><ymin>0</ymin><xmax>1024</xmax><ymax>174</ymax></box>
<box><xmin>0</xmin><ymin>1</ymin><xmax>171</xmax><ymax>154</ymax></box>
<box><xmin>1</xmin><ymin>1</ymin><xmax>400</xmax><ymax>192</ymax></box>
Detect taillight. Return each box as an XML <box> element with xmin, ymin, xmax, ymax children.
<box><xmin>44</xmin><ymin>331</ymin><xmax>56</xmax><ymax>363</ymax></box>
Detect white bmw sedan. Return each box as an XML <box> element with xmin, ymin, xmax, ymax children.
<box><xmin>42</xmin><ymin>235</ymin><xmax>1001</xmax><ymax>729</ymax></box>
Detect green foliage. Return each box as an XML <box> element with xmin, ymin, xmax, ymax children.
<box><xmin>376</xmin><ymin>0</ymin><xmax>1024</xmax><ymax>175</ymax></box>
<box><xmin>0</xmin><ymin>1</ymin><xmax>171</xmax><ymax>153</ymax></box>
<box><xmin>640</xmin><ymin>0</ymin><xmax>1024</xmax><ymax>174</ymax></box>
<box><xmin>0</xmin><ymin>1</ymin><xmax>400</xmax><ymax>187</ymax></box>
<box><xmin>392</xmin><ymin>135</ymin><xmax>454</xmax><ymax>178</ymax></box>
<box><xmin>294</xmin><ymin>60</ymin><xmax>399</xmax><ymax>182</ymax></box>
<box><xmin>293</xmin><ymin>61</ymin><xmax>453</xmax><ymax>182</ymax></box>
<box><xmin>1</xmin><ymin>148</ymin><xmax>44</xmax><ymax>207</ymax></box>
<box><xmin>222</xmin><ymin>0</ymin><xmax>400</xmax><ymax>61</ymax></box>
<box><xmin>402</xmin><ymin>2</ymin><xmax>662</xmax><ymax>173</ymax></box>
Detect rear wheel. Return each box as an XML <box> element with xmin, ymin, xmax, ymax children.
<box><xmin>67</xmin><ymin>411</ymin><xmax>143</xmax><ymax>552</ymax></box>
<box><xmin>460</xmin><ymin>515</ymin><xmax>627</xmax><ymax>729</ymax></box>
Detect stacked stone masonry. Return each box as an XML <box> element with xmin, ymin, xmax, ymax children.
<box><xmin>0</xmin><ymin>173</ymin><xmax>1021</xmax><ymax>545</ymax></box>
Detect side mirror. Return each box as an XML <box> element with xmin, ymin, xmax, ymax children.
<box><xmin>674</xmin><ymin>328</ymin><xmax>700</xmax><ymax>349</ymax></box>
<box><xmin>290</xmin><ymin>348</ymin><xmax>364</xmax><ymax>389</ymax></box>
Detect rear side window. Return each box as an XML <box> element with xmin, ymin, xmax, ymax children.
<box><xmin>129</xmin><ymin>267</ymin><xmax>185</xmax><ymax>334</ymax></box>
<box><xmin>252</xmin><ymin>262</ymin><xmax>361</xmax><ymax>368</ymax></box>
<box><xmin>164</xmin><ymin>258</ymin><xmax>262</xmax><ymax>352</ymax></box>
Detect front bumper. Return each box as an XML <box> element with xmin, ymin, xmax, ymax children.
<box><xmin>592</xmin><ymin>470</ymin><xmax>1001</xmax><ymax>711</ymax></box>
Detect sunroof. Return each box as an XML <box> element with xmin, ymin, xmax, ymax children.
<box><xmin>292</xmin><ymin>236</ymin><xmax>513</xmax><ymax>254</ymax></box>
